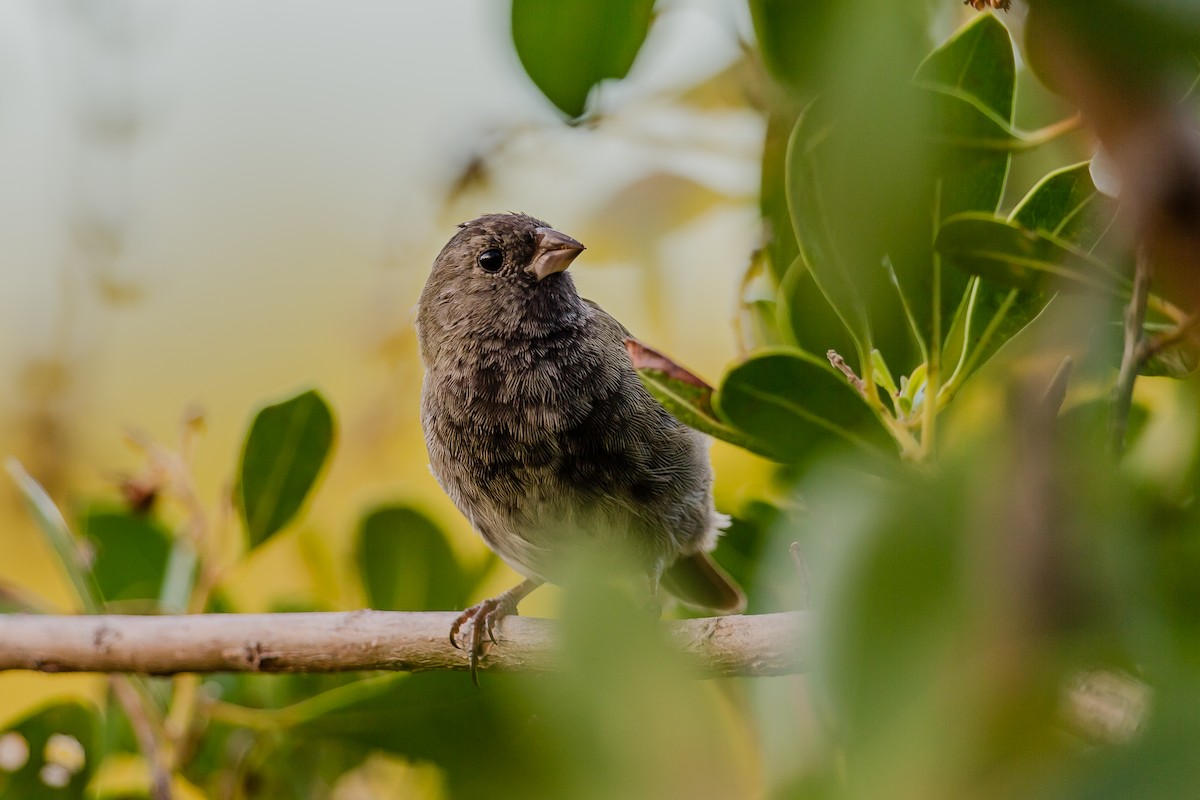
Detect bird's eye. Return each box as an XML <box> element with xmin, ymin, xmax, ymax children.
<box><xmin>477</xmin><ymin>248</ymin><xmax>504</xmax><ymax>273</ymax></box>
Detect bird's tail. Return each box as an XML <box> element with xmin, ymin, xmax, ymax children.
<box><xmin>662</xmin><ymin>551</ymin><xmax>745</xmax><ymax>613</ymax></box>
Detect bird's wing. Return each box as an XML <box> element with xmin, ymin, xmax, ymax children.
<box><xmin>582</xmin><ymin>298</ymin><xmax>714</xmax><ymax>392</ymax></box>
<box><xmin>582</xmin><ymin>297</ymin><xmax>633</xmax><ymax>339</ymax></box>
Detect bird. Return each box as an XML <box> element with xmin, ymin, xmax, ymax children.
<box><xmin>416</xmin><ymin>212</ymin><xmax>744</xmax><ymax>683</ymax></box>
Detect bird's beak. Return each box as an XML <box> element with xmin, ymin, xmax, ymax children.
<box><xmin>528</xmin><ymin>227</ymin><xmax>585</xmax><ymax>281</ymax></box>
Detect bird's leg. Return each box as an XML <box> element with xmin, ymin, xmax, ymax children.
<box><xmin>641</xmin><ymin>562</ymin><xmax>664</xmax><ymax>619</ymax></box>
<box><xmin>449</xmin><ymin>578</ymin><xmax>541</xmax><ymax>685</ymax></box>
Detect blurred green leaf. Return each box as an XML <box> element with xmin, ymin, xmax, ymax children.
<box><xmin>936</xmin><ymin>213</ymin><xmax>1125</xmax><ymax>295</ymax></box>
<box><xmin>511</xmin><ymin>0</ymin><xmax>655</xmax><ymax>119</ymax></box>
<box><xmin>714</xmin><ymin>349</ymin><xmax>889</xmax><ymax>461</ymax></box>
<box><xmin>1027</xmin><ymin>0</ymin><xmax>1200</xmax><ymax>93</ymax></box>
<box><xmin>747</xmin><ymin>0</ymin><xmax>838</xmax><ymax>89</ymax></box>
<box><xmin>236</xmin><ymin>389</ymin><xmax>335</xmax><ymax>550</ymax></box>
<box><xmin>1062</xmin><ymin>686</ymin><xmax>1200</xmax><ymax>800</ymax></box>
<box><xmin>0</xmin><ymin>581</ymin><xmax>52</xmax><ymax>614</ymax></box>
<box><xmin>80</xmin><ymin>508</ymin><xmax>173</xmax><ymax>606</ymax></box>
<box><xmin>5</xmin><ymin>458</ymin><xmax>103</xmax><ymax>613</ymax></box>
<box><xmin>784</xmin><ymin>106</ymin><xmax>875</xmax><ymax>358</ymax></box>
<box><xmin>760</xmin><ymin>107</ymin><xmax>804</xmax><ymax>283</ymax></box>
<box><xmin>357</xmin><ymin>505</ymin><xmax>477</xmax><ymax>612</ymax></box>
<box><xmin>293</xmin><ymin>673</ymin><xmax>560</xmax><ymax>799</ymax></box>
<box><xmin>0</xmin><ymin>702</ymin><xmax>98</xmax><ymax>800</ymax></box>
<box><xmin>159</xmin><ymin>539</ymin><xmax>198</xmax><ymax>614</ymax></box>
<box><xmin>815</xmin><ymin>469</ymin><xmax>968</xmax><ymax>750</ymax></box>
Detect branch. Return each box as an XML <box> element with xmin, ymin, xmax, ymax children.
<box><xmin>0</xmin><ymin>610</ymin><xmax>810</xmax><ymax>678</ymax></box>
<box><xmin>0</xmin><ymin>610</ymin><xmax>1147</xmax><ymax>745</ymax></box>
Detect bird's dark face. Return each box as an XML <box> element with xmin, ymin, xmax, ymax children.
<box><xmin>417</xmin><ymin>213</ymin><xmax>587</xmax><ymax>362</ymax></box>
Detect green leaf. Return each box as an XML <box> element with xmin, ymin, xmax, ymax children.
<box><xmin>905</xmin><ymin>15</ymin><xmax>1017</xmax><ymax>379</ymax></box>
<box><xmin>511</xmin><ymin>0</ymin><xmax>655</xmax><ymax>119</ymax></box>
<box><xmin>5</xmin><ymin>459</ymin><xmax>103</xmax><ymax>613</ymax></box>
<box><xmin>776</xmin><ymin>6</ymin><xmax>998</xmax><ymax>374</ymax></box>
<box><xmin>633</xmin><ymin>368</ymin><xmax>768</xmax><ymax>457</ymax></box>
<box><xmin>0</xmin><ymin>702</ymin><xmax>98</xmax><ymax>799</ymax></box>
<box><xmin>79</xmin><ymin>508</ymin><xmax>174</xmax><ymax>606</ymax></box>
<box><xmin>923</xmin><ymin>89</ymin><xmax>1021</xmax><ymax>150</ymax></box>
<box><xmin>916</xmin><ymin>14</ymin><xmax>1015</xmax><ymax>124</ymax></box>
<box><xmin>760</xmin><ymin>106</ymin><xmax>803</xmax><ymax>283</ymax></box>
<box><xmin>1011</xmin><ymin>161</ymin><xmax>1118</xmax><ymax>249</ymax></box>
<box><xmin>784</xmin><ymin>106</ymin><xmax>874</xmax><ymax>357</ymax></box>
<box><xmin>357</xmin><ymin>505</ymin><xmax>478</xmax><ymax>612</ymax></box>
<box><xmin>942</xmin><ymin>163</ymin><xmax>1119</xmax><ymax>391</ymax></box>
<box><xmin>237</xmin><ymin>389</ymin><xmax>335</xmax><ymax>550</ymax></box>
<box><xmin>159</xmin><ymin>539</ymin><xmax>198</xmax><ymax>614</ymax></box>
<box><xmin>935</xmin><ymin>213</ymin><xmax>1125</xmax><ymax>296</ymax></box>
<box><xmin>626</xmin><ymin>339</ymin><xmax>773</xmax><ymax>457</ymax></box>
<box><xmin>917</xmin><ymin>13</ymin><xmax>1019</xmax><ymax>186</ymax></box>
<box><xmin>713</xmin><ymin>349</ymin><xmax>889</xmax><ymax>462</ymax></box>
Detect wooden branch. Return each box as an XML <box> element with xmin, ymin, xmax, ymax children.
<box><xmin>0</xmin><ymin>610</ymin><xmax>811</xmax><ymax>678</ymax></box>
<box><xmin>0</xmin><ymin>610</ymin><xmax>1148</xmax><ymax>744</ymax></box>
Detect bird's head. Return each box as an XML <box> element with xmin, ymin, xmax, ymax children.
<box><xmin>416</xmin><ymin>213</ymin><xmax>587</xmax><ymax>359</ymax></box>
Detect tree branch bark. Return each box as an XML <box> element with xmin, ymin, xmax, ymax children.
<box><xmin>0</xmin><ymin>610</ymin><xmax>1147</xmax><ymax>744</ymax></box>
<box><xmin>0</xmin><ymin>610</ymin><xmax>811</xmax><ymax>678</ymax></box>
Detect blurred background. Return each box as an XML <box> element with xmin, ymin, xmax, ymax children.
<box><xmin>0</xmin><ymin>0</ymin><xmax>765</xmax><ymax>617</ymax></box>
<box><xmin>0</xmin><ymin>0</ymin><xmax>773</xmax><ymax>792</ymax></box>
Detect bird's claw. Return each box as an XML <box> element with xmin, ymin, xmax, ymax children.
<box><xmin>449</xmin><ymin>595</ymin><xmax>519</xmax><ymax>686</ymax></box>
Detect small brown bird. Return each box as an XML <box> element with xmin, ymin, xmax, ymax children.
<box><xmin>416</xmin><ymin>213</ymin><xmax>744</xmax><ymax>682</ymax></box>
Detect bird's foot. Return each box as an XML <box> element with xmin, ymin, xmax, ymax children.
<box><xmin>448</xmin><ymin>579</ymin><xmax>540</xmax><ymax>686</ymax></box>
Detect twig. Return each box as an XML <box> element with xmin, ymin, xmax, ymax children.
<box><xmin>1110</xmin><ymin>248</ymin><xmax>1155</xmax><ymax>453</ymax></box>
<box><xmin>826</xmin><ymin>350</ymin><xmax>866</xmax><ymax>396</ymax></box>
<box><xmin>0</xmin><ymin>610</ymin><xmax>811</xmax><ymax>678</ymax></box>
<box><xmin>1042</xmin><ymin>357</ymin><xmax>1074</xmax><ymax>419</ymax></box>
<box><xmin>110</xmin><ymin>677</ymin><xmax>174</xmax><ymax>800</ymax></box>
<box><xmin>789</xmin><ymin>542</ymin><xmax>811</xmax><ymax>609</ymax></box>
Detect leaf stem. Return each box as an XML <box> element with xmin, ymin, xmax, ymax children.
<box><xmin>5</xmin><ymin>458</ymin><xmax>104</xmax><ymax>614</ymax></box>
<box><xmin>1018</xmin><ymin>114</ymin><xmax>1083</xmax><ymax>148</ymax></box>
<box><xmin>1110</xmin><ymin>248</ymin><xmax>1154</xmax><ymax>453</ymax></box>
